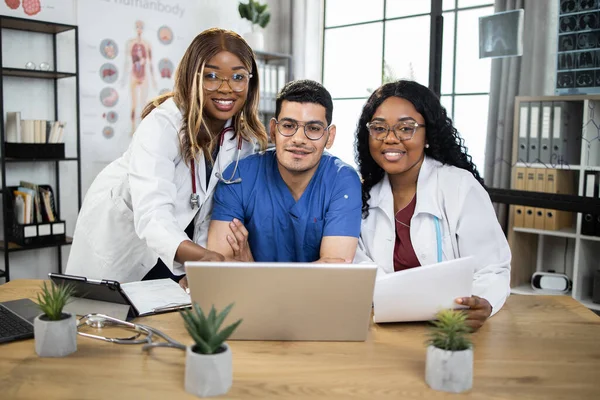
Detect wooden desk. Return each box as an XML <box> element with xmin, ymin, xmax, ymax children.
<box><xmin>1</xmin><ymin>280</ymin><xmax>599</xmax><ymax>399</ymax></box>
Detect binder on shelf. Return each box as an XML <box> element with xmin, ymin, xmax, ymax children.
<box><xmin>545</xmin><ymin>169</ymin><xmax>576</xmax><ymax>231</ymax></box>
<box><xmin>534</xmin><ymin>168</ymin><xmax>546</xmax><ymax>230</ymax></box>
<box><xmin>596</xmin><ymin>179</ymin><xmax>600</xmax><ymax>236</ymax></box>
<box><xmin>582</xmin><ymin>170</ymin><xmax>598</xmax><ymax>236</ymax></box>
<box><xmin>5</xmin><ymin>111</ymin><xmax>21</xmax><ymax>143</ymax></box>
<box><xmin>528</xmin><ymin>102</ymin><xmax>541</xmax><ymax>163</ymax></box>
<box><xmin>539</xmin><ymin>102</ymin><xmax>553</xmax><ymax>164</ymax></box>
<box><xmin>4</xmin><ymin>184</ymin><xmax>65</xmax><ymax>246</ymax></box>
<box><xmin>551</xmin><ymin>101</ymin><xmax>583</xmax><ymax>166</ymax></box>
<box><xmin>517</xmin><ymin>102</ymin><xmax>530</xmax><ymax>162</ymax></box>
<box><xmin>524</xmin><ymin>168</ymin><xmax>536</xmax><ymax>228</ymax></box>
<box><xmin>513</xmin><ymin>167</ymin><xmax>526</xmax><ymax>227</ymax></box>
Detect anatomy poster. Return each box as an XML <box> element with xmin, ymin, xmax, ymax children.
<box><xmin>0</xmin><ymin>0</ymin><xmax>76</xmax><ymax>24</ymax></box>
<box><xmin>77</xmin><ymin>0</ymin><xmax>201</xmax><ymax>179</ymax></box>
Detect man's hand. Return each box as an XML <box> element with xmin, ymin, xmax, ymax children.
<box><xmin>178</xmin><ymin>250</ymin><xmax>225</xmax><ymax>291</ymax></box>
<box><xmin>455</xmin><ymin>295</ymin><xmax>492</xmax><ymax>331</ymax></box>
<box><xmin>179</xmin><ymin>276</ymin><xmax>189</xmax><ymax>291</ymax></box>
<box><xmin>227</xmin><ymin>218</ymin><xmax>254</xmax><ymax>262</ymax></box>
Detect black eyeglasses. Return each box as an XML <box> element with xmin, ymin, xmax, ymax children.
<box><xmin>202</xmin><ymin>72</ymin><xmax>252</xmax><ymax>92</ymax></box>
<box><xmin>273</xmin><ymin>118</ymin><xmax>331</xmax><ymax>141</ymax></box>
<box><xmin>366</xmin><ymin>120</ymin><xmax>425</xmax><ymax>141</ymax></box>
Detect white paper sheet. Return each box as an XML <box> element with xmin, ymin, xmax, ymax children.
<box><xmin>121</xmin><ymin>279</ymin><xmax>191</xmax><ymax>316</ymax></box>
<box><xmin>373</xmin><ymin>256</ymin><xmax>475</xmax><ymax>323</ymax></box>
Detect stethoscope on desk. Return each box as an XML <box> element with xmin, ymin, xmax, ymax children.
<box><xmin>77</xmin><ymin>313</ymin><xmax>186</xmax><ymax>351</ymax></box>
<box><xmin>189</xmin><ymin>126</ymin><xmax>243</xmax><ymax>209</ymax></box>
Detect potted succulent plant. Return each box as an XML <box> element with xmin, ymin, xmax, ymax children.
<box><xmin>180</xmin><ymin>302</ymin><xmax>242</xmax><ymax>398</ymax></box>
<box><xmin>238</xmin><ymin>0</ymin><xmax>270</xmax><ymax>51</ymax></box>
<box><xmin>425</xmin><ymin>309</ymin><xmax>473</xmax><ymax>393</ymax></box>
<box><xmin>34</xmin><ymin>281</ymin><xmax>77</xmax><ymax>357</ymax></box>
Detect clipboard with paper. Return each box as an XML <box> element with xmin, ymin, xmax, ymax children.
<box><xmin>372</xmin><ymin>256</ymin><xmax>475</xmax><ymax>323</ymax></box>
<box><xmin>50</xmin><ymin>273</ymin><xmax>191</xmax><ymax>319</ymax></box>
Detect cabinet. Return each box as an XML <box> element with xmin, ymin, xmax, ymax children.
<box><xmin>508</xmin><ymin>95</ymin><xmax>600</xmax><ymax>312</ymax></box>
<box><xmin>254</xmin><ymin>50</ymin><xmax>293</xmax><ymax>133</ymax></box>
<box><xmin>0</xmin><ymin>16</ymin><xmax>81</xmax><ymax>282</ymax></box>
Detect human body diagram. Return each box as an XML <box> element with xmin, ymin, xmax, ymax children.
<box><xmin>122</xmin><ymin>21</ymin><xmax>156</xmax><ymax>133</ymax></box>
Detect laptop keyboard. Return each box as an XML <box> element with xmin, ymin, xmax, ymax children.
<box><xmin>0</xmin><ymin>304</ymin><xmax>34</xmax><ymax>344</ymax></box>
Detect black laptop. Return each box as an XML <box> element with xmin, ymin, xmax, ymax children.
<box><xmin>0</xmin><ymin>298</ymin><xmax>38</xmax><ymax>344</ymax></box>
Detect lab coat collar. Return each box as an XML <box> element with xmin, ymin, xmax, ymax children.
<box><xmin>368</xmin><ymin>155</ymin><xmax>443</xmax><ymax>222</ymax></box>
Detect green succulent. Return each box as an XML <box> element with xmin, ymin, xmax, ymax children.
<box><xmin>180</xmin><ymin>302</ymin><xmax>242</xmax><ymax>354</ymax></box>
<box><xmin>238</xmin><ymin>0</ymin><xmax>271</xmax><ymax>30</ymax></box>
<box><xmin>35</xmin><ymin>281</ymin><xmax>75</xmax><ymax>321</ymax></box>
<box><xmin>427</xmin><ymin>309</ymin><xmax>472</xmax><ymax>351</ymax></box>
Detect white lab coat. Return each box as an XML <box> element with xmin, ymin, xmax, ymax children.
<box><xmin>66</xmin><ymin>98</ymin><xmax>254</xmax><ymax>282</ymax></box>
<box><xmin>354</xmin><ymin>156</ymin><xmax>511</xmax><ymax>315</ymax></box>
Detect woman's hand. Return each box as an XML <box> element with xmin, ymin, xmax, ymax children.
<box><xmin>455</xmin><ymin>295</ymin><xmax>492</xmax><ymax>331</ymax></box>
<box><xmin>227</xmin><ymin>218</ymin><xmax>254</xmax><ymax>262</ymax></box>
<box><xmin>178</xmin><ymin>250</ymin><xmax>225</xmax><ymax>291</ymax></box>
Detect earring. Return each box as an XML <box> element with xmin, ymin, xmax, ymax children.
<box><xmin>425</xmin><ymin>143</ymin><xmax>430</xmax><ymax>148</ymax></box>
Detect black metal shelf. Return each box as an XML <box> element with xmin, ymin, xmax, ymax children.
<box><xmin>0</xmin><ymin>15</ymin><xmax>76</xmax><ymax>34</ymax></box>
<box><xmin>0</xmin><ymin>16</ymin><xmax>81</xmax><ymax>282</ymax></box>
<box><xmin>2</xmin><ymin>68</ymin><xmax>76</xmax><ymax>80</ymax></box>
<box><xmin>4</xmin><ymin>157</ymin><xmax>78</xmax><ymax>163</ymax></box>
<box><xmin>0</xmin><ymin>237</ymin><xmax>72</xmax><ymax>253</ymax></box>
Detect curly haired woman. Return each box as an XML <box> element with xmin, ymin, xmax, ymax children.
<box><xmin>354</xmin><ymin>80</ymin><xmax>511</xmax><ymax>330</ymax></box>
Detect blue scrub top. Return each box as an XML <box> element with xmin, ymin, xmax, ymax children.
<box><xmin>211</xmin><ymin>150</ymin><xmax>362</xmax><ymax>262</ymax></box>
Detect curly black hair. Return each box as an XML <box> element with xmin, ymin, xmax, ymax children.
<box><xmin>355</xmin><ymin>80</ymin><xmax>484</xmax><ymax>218</ymax></box>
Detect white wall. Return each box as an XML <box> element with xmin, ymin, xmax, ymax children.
<box><xmin>0</xmin><ymin>0</ymin><xmax>292</xmax><ymax>283</ymax></box>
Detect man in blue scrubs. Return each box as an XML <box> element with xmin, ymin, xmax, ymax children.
<box><xmin>206</xmin><ymin>80</ymin><xmax>362</xmax><ymax>262</ymax></box>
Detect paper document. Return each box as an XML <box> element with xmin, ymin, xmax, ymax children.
<box><xmin>373</xmin><ymin>257</ymin><xmax>475</xmax><ymax>323</ymax></box>
<box><xmin>121</xmin><ymin>279</ymin><xmax>191</xmax><ymax>316</ymax></box>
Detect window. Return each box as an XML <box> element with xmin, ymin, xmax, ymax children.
<box><xmin>323</xmin><ymin>0</ymin><xmax>494</xmax><ymax>172</ymax></box>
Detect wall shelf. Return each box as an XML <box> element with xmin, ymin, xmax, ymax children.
<box><xmin>0</xmin><ymin>237</ymin><xmax>73</xmax><ymax>253</ymax></box>
<box><xmin>4</xmin><ymin>157</ymin><xmax>79</xmax><ymax>163</ymax></box>
<box><xmin>513</xmin><ymin>226</ymin><xmax>578</xmax><ymax>239</ymax></box>
<box><xmin>0</xmin><ymin>16</ymin><xmax>75</xmax><ymax>34</ymax></box>
<box><xmin>0</xmin><ymin>16</ymin><xmax>82</xmax><ymax>282</ymax></box>
<box><xmin>508</xmin><ymin>95</ymin><xmax>600</xmax><ymax>314</ymax></box>
<box><xmin>1</xmin><ymin>68</ymin><xmax>76</xmax><ymax>80</ymax></box>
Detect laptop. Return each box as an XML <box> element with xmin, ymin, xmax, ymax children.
<box><xmin>185</xmin><ymin>262</ymin><xmax>378</xmax><ymax>341</ymax></box>
<box><xmin>0</xmin><ymin>298</ymin><xmax>39</xmax><ymax>344</ymax></box>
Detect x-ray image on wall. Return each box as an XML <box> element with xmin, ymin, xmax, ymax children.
<box><xmin>556</xmin><ymin>0</ymin><xmax>600</xmax><ymax>95</ymax></box>
<box><xmin>479</xmin><ymin>9</ymin><xmax>524</xmax><ymax>59</ymax></box>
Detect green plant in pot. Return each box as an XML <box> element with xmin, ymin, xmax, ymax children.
<box><xmin>180</xmin><ymin>302</ymin><xmax>242</xmax><ymax>398</ymax></box>
<box><xmin>34</xmin><ymin>281</ymin><xmax>77</xmax><ymax>357</ymax></box>
<box><xmin>425</xmin><ymin>309</ymin><xmax>473</xmax><ymax>393</ymax></box>
<box><xmin>238</xmin><ymin>0</ymin><xmax>270</xmax><ymax>51</ymax></box>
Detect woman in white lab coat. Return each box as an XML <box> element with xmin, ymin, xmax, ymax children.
<box><xmin>66</xmin><ymin>28</ymin><xmax>268</xmax><ymax>283</ymax></box>
<box><xmin>354</xmin><ymin>80</ymin><xmax>511</xmax><ymax>330</ymax></box>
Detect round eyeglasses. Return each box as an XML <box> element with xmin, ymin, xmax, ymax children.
<box><xmin>273</xmin><ymin>118</ymin><xmax>330</xmax><ymax>141</ymax></box>
<box><xmin>366</xmin><ymin>120</ymin><xmax>425</xmax><ymax>141</ymax></box>
<box><xmin>202</xmin><ymin>72</ymin><xmax>252</xmax><ymax>93</ymax></box>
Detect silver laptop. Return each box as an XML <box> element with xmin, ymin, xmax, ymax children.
<box><xmin>185</xmin><ymin>262</ymin><xmax>378</xmax><ymax>341</ymax></box>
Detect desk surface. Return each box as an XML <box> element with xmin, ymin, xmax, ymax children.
<box><xmin>1</xmin><ymin>280</ymin><xmax>599</xmax><ymax>400</ymax></box>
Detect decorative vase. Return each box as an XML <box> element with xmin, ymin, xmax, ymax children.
<box><xmin>425</xmin><ymin>345</ymin><xmax>473</xmax><ymax>393</ymax></box>
<box><xmin>34</xmin><ymin>313</ymin><xmax>77</xmax><ymax>357</ymax></box>
<box><xmin>243</xmin><ymin>31</ymin><xmax>264</xmax><ymax>52</ymax></box>
<box><xmin>185</xmin><ymin>343</ymin><xmax>233</xmax><ymax>398</ymax></box>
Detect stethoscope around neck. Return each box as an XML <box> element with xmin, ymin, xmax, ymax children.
<box><xmin>189</xmin><ymin>126</ymin><xmax>243</xmax><ymax>209</ymax></box>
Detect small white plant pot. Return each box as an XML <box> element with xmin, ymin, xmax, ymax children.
<box><xmin>185</xmin><ymin>343</ymin><xmax>232</xmax><ymax>398</ymax></box>
<box><xmin>425</xmin><ymin>345</ymin><xmax>473</xmax><ymax>393</ymax></box>
<box><xmin>243</xmin><ymin>31</ymin><xmax>264</xmax><ymax>52</ymax></box>
<box><xmin>34</xmin><ymin>313</ymin><xmax>77</xmax><ymax>357</ymax></box>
